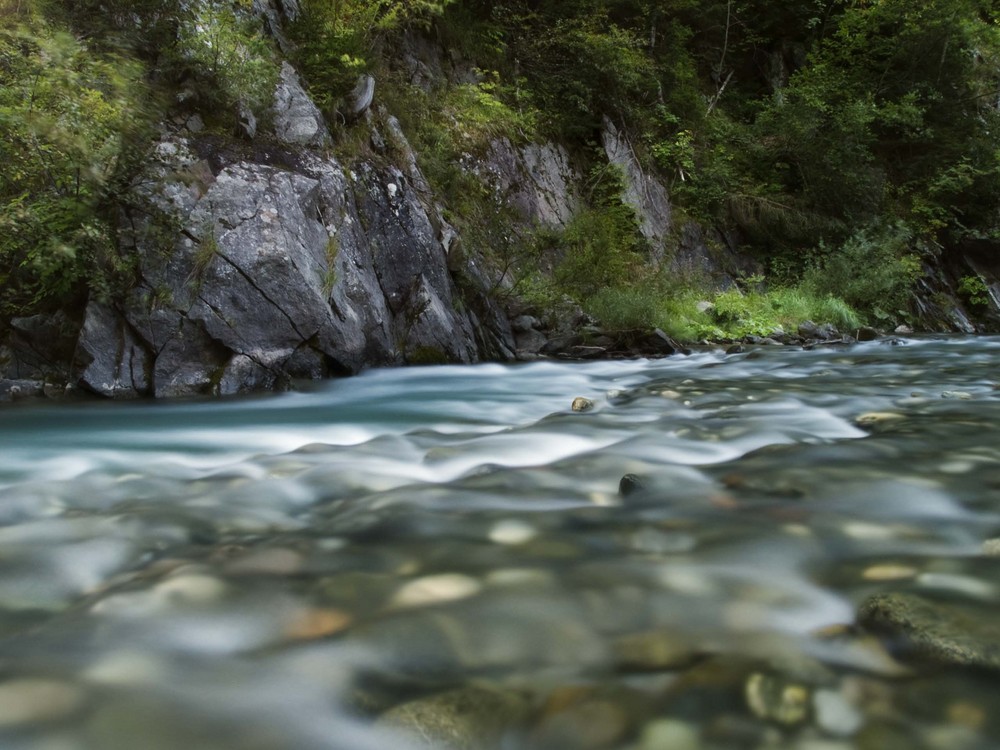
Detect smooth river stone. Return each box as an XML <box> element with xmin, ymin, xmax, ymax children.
<box><xmin>377</xmin><ymin>685</ymin><xmax>529</xmax><ymax>750</ymax></box>
<box><xmin>0</xmin><ymin>679</ymin><xmax>85</xmax><ymax>726</ymax></box>
<box><xmin>858</xmin><ymin>592</ymin><xmax>1000</xmax><ymax>671</ymax></box>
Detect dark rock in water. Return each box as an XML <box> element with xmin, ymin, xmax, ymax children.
<box><xmin>75</xmin><ymin>303</ymin><xmax>151</xmax><ymax>398</ymax></box>
<box><xmin>0</xmin><ymin>379</ymin><xmax>46</xmax><ymax>403</ymax></box>
<box><xmin>816</xmin><ymin>323</ymin><xmax>839</xmax><ymax>340</ymax></box>
<box><xmin>798</xmin><ymin>320</ymin><xmax>839</xmax><ymax>341</ymax></box>
<box><xmin>725</xmin><ymin>344</ymin><xmax>745</xmax><ymax>355</ymax></box>
<box><xmin>612</xmin><ymin>626</ymin><xmax>699</xmax><ymax>671</ymax></box>
<box><xmin>511</xmin><ymin>315</ymin><xmax>541</xmax><ymax>334</ymax></box>
<box><xmin>531</xmin><ymin>693</ymin><xmax>632</xmax><ymax>750</ymax></box>
<box><xmin>514</xmin><ymin>331</ymin><xmax>548</xmax><ymax>359</ymax></box>
<box><xmin>744</xmin><ymin>672</ymin><xmax>811</xmax><ymax>726</ymax></box>
<box><xmin>638</xmin><ymin>328</ymin><xmax>685</xmax><ymax>356</ymax></box>
<box><xmin>566</xmin><ymin>345</ymin><xmax>607</xmax><ymax>359</ymax></box>
<box><xmin>856</xmin><ymin>326</ymin><xmax>879</xmax><ymax>342</ymax></box>
<box><xmin>541</xmin><ymin>334</ymin><xmax>583</xmax><ymax>356</ymax></box>
<box><xmin>858</xmin><ymin>592</ymin><xmax>1000</xmax><ymax>671</ymax></box>
<box><xmin>376</xmin><ymin>685</ymin><xmax>530</xmax><ymax>750</ymax></box>
<box><xmin>797</xmin><ymin>320</ymin><xmax>820</xmax><ymax>339</ymax></box>
<box><xmin>619</xmin><ymin>474</ymin><xmax>647</xmax><ymax>497</ymax></box>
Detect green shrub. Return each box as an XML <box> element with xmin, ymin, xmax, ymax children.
<box><xmin>291</xmin><ymin>0</ymin><xmax>454</xmax><ymax>113</ymax></box>
<box><xmin>0</xmin><ymin>17</ymin><xmax>144</xmax><ymax>315</ymax></box>
<box><xmin>586</xmin><ymin>286</ymin><xmax>662</xmax><ymax>330</ymax></box>
<box><xmin>802</xmin><ymin>222</ymin><xmax>921</xmax><ymax>323</ymax></box>
<box><xmin>958</xmin><ymin>274</ymin><xmax>990</xmax><ymax>308</ymax></box>
<box><xmin>174</xmin><ymin>2</ymin><xmax>279</xmax><ymax>126</ymax></box>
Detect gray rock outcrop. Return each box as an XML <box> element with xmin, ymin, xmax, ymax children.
<box><xmin>74</xmin><ymin>68</ymin><xmax>513</xmax><ymax>399</ymax></box>
<box><xmin>274</xmin><ymin>62</ymin><xmax>330</xmax><ymax>149</ymax></box>
<box><xmin>602</xmin><ymin>117</ymin><xmax>672</xmax><ymax>258</ymax></box>
<box><xmin>481</xmin><ymin>138</ymin><xmax>580</xmax><ymax>228</ymax></box>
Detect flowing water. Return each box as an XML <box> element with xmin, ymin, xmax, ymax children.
<box><xmin>1</xmin><ymin>337</ymin><xmax>1000</xmax><ymax>749</ymax></box>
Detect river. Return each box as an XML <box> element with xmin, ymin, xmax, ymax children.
<box><xmin>0</xmin><ymin>336</ymin><xmax>999</xmax><ymax>749</ymax></box>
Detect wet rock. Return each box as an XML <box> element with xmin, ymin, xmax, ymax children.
<box><xmin>725</xmin><ymin>344</ymin><xmax>745</xmax><ymax>355</ymax></box>
<box><xmin>75</xmin><ymin>302</ymin><xmax>151</xmax><ymax>398</ymax></box>
<box><xmin>856</xmin><ymin>326</ymin><xmax>879</xmax><ymax>342</ymax></box>
<box><xmin>388</xmin><ymin>573</ymin><xmax>482</xmax><ymax>610</ymax></box>
<box><xmin>894</xmin><ymin>325</ymin><xmax>914</xmax><ymax>335</ymax></box>
<box><xmin>618</xmin><ymin>473</ymin><xmax>647</xmax><ymax>498</ymax></box>
<box><xmin>745</xmin><ymin>672</ymin><xmax>811</xmax><ymax>726</ymax></box>
<box><xmin>0</xmin><ymin>678</ymin><xmax>85</xmax><ymax>726</ymax></box>
<box><xmin>636</xmin><ymin>328</ymin><xmax>684</xmax><ymax>356</ymax></box>
<box><xmin>566</xmin><ymin>345</ymin><xmax>607</xmax><ymax>359</ymax></box>
<box><xmin>515</xmin><ymin>328</ymin><xmax>548</xmax><ymax>356</ymax></box>
<box><xmin>541</xmin><ymin>334</ymin><xmax>583</xmax><ymax>356</ymax></box>
<box><xmin>798</xmin><ymin>320</ymin><xmax>822</xmax><ymax>339</ymax></box>
<box><xmin>511</xmin><ymin>315</ymin><xmax>541</xmax><ymax>333</ymax></box>
<box><xmin>813</xmin><ymin>688</ymin><xmax>863</xmax><ymax>737</ymax></box>
<box><xmin>941</xmin><ymin>390</ymin><xmax>973</xmax><ymax>400</ymax></box>
<box><xmin>0</xmin><ymin>379</ymin><xmax>46</xmax><ymax>402</ymax></box>
<box><xmin>854</xmin><ymin>411</ymin><xmax>905</xmax><ymax>428</ymax></box>
<box><xmin>377</xmin><ymin>685</ymin><xmax>529</xmax><ymax>750</ymax></box>
<box><xmin>637</xmin><ymin>719</ymin><xmax>700</xmax><ymax>750</ymax></box>
<box><xmin>612</xmin><ymin>627</ymin><xmax>699</xmax><ymax>671</ymax></box>
<box><xmin>858</xmin><ymin>592</ymin><xmax>1000</xmax><ymax>671</ymax></box>
<box><xmin>661</xmin><ymin>657</ymin><xmax>751</xmax><ymax>718</ymax></box>
<box><xmin>531</xmin><ymin>696</ymin><xmax>630</xmax><ymax>749</ymax></box>
<box><xmin>284</xmin><ymin>607</ymin><xmax>352</xmax><ymax>640</ymax></box>
<box><xmin>981</xmin><ymin>538</ymin><xmax>1000</xmax><ymax>556</ymax></box>
<box><xmin>860</xmin><ymin>564</ymin><xmax>918</xmax><ymax>582</ymax></box>
<box><xmin>571</xmin><ymin>397</ymin><xmax>595</xmax><ymax>412</ymax></box>
<box><xmin>224</xmin><ymin>547</ymin><xmax>304</xmax><ymax>576</ymax></box>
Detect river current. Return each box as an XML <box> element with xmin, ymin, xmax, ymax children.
<box><xmin>1</xmin><ymin>337</ymin><xmax>999</xmax><ymax>749</ymax></box>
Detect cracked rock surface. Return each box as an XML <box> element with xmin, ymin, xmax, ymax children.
<box><xmin>75</xmin><ymin>71</ymin><xmax>512</xmax><ymax>398</ymax></box>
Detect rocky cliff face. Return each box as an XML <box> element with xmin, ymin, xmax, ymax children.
<box><xmin>61</xmin><ymin>37</ymin><xmax>710</xmax><ymax>399</ymax></box>
<box><xmin>74</xmin><ymin>64</ymin><xmax>514</xmax><ymax>398</ymax></box>
<box><xmin>6</xmin><ymin>9</ymin><xmax>998</xmax><ymax>403</ymax></box>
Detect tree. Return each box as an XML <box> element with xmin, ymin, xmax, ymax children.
<box><xmin>0</xmin><ymin>13</ymin><xmax>143</xmax><ymax>315</ymax></box>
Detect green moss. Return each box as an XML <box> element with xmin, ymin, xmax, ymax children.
<box><xmin>407</xmin><ymin>345</ymin><xmax>450</xmax><ymax>365</ymax></box>
<box><xmin>321</xmin><ymin>235</ymin><xmax>339</xmax><ymax>296</ymax></box>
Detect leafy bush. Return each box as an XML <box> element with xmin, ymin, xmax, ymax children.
<box><xmin>0</xmin><ymin>17</ymin><xmax>143</xmax><ymax>315</ymax></box>
<box><xmin>174</xmin><ymin>2</ymin><xmax>279</xmax><ymax>126</ymax></box>
<box><xmin>585</xmin><ymin>286</ymin><xmax>663</xmax><ymax>330</ymax></box>
<box><xmin>958</xmin><ymin>275</ymin><xmax>990</xmax><ymax>308</ymax></box>
<box><xmin>802</xmin><ymin>223</ymin><xmax>922</xmax><ymax>323</ymax></box>
<box><xmin>291</xmin><ymin>0</ymin><xmax>454</xmax><ymax>114</ymax></box>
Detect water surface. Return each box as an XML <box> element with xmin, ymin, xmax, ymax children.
<box><xmin>1</xmin><ymin>337</ymin><xmax>999</xmax><ymax>749</ymax></box>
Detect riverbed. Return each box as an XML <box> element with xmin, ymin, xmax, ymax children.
<box><xmin>1</xmin><ymin>337</ymin><xmax>999</xmax><ymax>749</ymax></box>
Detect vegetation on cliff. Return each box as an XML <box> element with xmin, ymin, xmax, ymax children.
<box><xmin>2</xmin><ymin>0</ymin><xmax>999</xmax><ymax>337</ymax></box>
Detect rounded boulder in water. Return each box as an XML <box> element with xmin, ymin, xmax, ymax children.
<box><xmin>619</xmin><ymin>474</ymin><xmax>648</xmax><ymax>498</ymax></box>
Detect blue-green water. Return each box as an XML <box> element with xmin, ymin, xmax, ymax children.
<box><xmin>1</xmin><ymin>337</ymin><xmax>999</xmax><ymax>749</ymax></box>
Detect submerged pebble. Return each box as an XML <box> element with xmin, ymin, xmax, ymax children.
<box><xmin>377</xmin><ymin>685</ymin><xmax>530</xmax><ymax>750</ymax></box>
<box><xmin>0</xmin><ymin>679</ymin><xmax>85</xmax><ymax>726</ymax></box>
<box><xmin>388</xmin><ymin>573</ymin><xmax>482</xmax><ymax>610</ymax></box>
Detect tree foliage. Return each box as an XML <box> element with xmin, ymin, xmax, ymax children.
<box><xmin>0</xmin><ymin>12</ymin><xmax>144</xmax><ymax>315</ymax></box>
